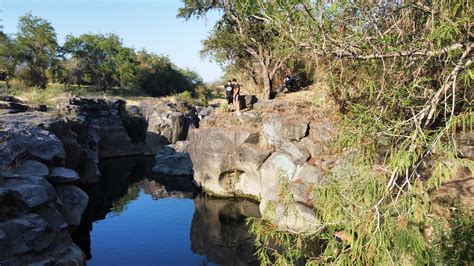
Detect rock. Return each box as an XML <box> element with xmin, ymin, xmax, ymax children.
<box><xmin>294</xmin><ymin>164</ymin><xmax>325</xmax><ymax>185</ymax></box>
<box><xmin>8</xmin><ymin>160</ymin><xmax>49</xmax><ymax>178</ymax></box>
<box><xmin>259</xmin><ymin>152</ymin><xmax>297</xmax><ymax>188</ymax></box>
<box><xmin>153</xmin><ymin>142</ymin><xmax>193</xmax><ymax>176</ymax></box>
<box><xmin>0</xmin><ymin>113</ymin><xmax>66</xmax><ymax>170</ymax></box>
<box><xmin>259</xmin><ymin>186</ymin><xmax>320</xmax><ymax>233</ymax></box>
<box><xmin>139</xmin><ymin>100</ymin><xmax>200</xmax><ymax>151</ymax></box>
<box><xmin>55</xmin><ymin>185</ymin><xmax>89</xmax><ymax>226</ymax></box>
<box><xmin>279</xmin><ymin>141</ymin><xmax>310</xmax><ymax>165</ymax></box>
<box><xmin>188</xmin><ymin>127</ymin><xmax>270</xmax><ymax>197</ymax></box>
<box><xmin>299</xmin><ymin>137</ymin><xmax>323</xmax><ymax>159</ymax></box>
<box><xmin>262</xmin><ymin>114</ymin><xmax>310</xmax><ymax>147</ymax></box>
<box><xmin>3</xmin><ymin>176</ymin><xmax>57</xmax><ymax>209</ymax></box>
<box><xmin>0</xmin><ymin>214</ymin><xmax>54</xmax><ymax>258</ymax></box>
<box><xmin>307</xmin><ymin>119</ymin><xmax>336</xmax><ymax>143</ymax></box>
<box><xmin>458</xmin><ymin>132</ymin><xmax>473</xmax><ymax>160</ymax></box>
<box><xmin>48</xmin><ymin>167</ymin><xmax>80</xmax><ymax>184</ymax></box>
<box><xmin>35</xmin><ymin>204</ymin><xmax>69</xmax><ymax>232</ymax></box>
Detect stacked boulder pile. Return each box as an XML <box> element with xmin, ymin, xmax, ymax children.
<box><xmin>186</xmin><ymin>99</ymin><xmax>339</xmax><ymax>233</ymax></box>
<box><xmin>0</xmin><ymin>112</ymin><xmax>87</xmax><ymax>264</ymax></box>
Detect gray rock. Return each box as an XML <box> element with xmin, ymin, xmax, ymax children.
<box><xmin>307</xmin><ymin>119</ymin><xmax>336</xmax><ymax>143</ymax></box>
<box><xmin>0</xmin><ymin>113</ymin><xmax>66</xmax><ymax>171</ymax></box>
<box><xmin>48</xmin><ymin>167</ymin><xmax>80</xmax><ymax>184</ymax></box>
<box><xmin>262</xmin><ymin>114</ymin><xmax>310</xmax><ymax>147</ymax></box>
<box><xmin>299</xmin><ymin>137</ymin><xmax>323</xmax><ymax>159</ymax></box>
<box><xmin>35</xmin><ymin>204</ymin><xmax>69</xmax><ymax>232</ymax></box>
<box><xmin>188</xmin><ymin>127</ymin><xmax>270</xmax><ymax>197</ymax></box>
<box><xmin>295</xmin><ymin>164</ymin><xmax>325</xmax><ymax>184</ymax></box>
<box><xmin>259</xmin><ymin>189</ymin><xmax>320</xmax><ymax>233</ymax></box>
<box><xmin>279</xmin><ymin>141</ymin><xmax>310</xmax><ymax>165</ymax></box>
<box><xmin>3</xmin><ymin>176</ymin><xmax>57</xmax><ymax>209</ymax></box>
<box><xmin>9</xmin><ymin>160</ymin><xmax>49</xmax><ymax>178</ymax></box>
<box><xmin>153</xmin><ymin>144</ymin><xmax>194</xmax><ymax>176</ymax></box>
<box><xmin>55</xmin><ymin>185</ymin><xmax>89</xmax><ymax>226</ymax></box>
<box><xmin>259</xmin><ymin>152</ymin><xmax>297</xmax><ymax>186</ymax></box>
<box><xmin>0</xmin><ymin>214</ymin><xmax>53</xmax><ymax>258</ymax></box>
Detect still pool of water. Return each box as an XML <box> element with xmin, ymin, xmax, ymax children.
<box><xmin>72</xmin><ymin>157</ymin><xmax>260</xmax><ymax>266</ymax></box>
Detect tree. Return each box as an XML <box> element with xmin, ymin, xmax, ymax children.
<box><xmin>243</xmin><ymin>1</ymin><xmax>473</xmax><ymax>264</ymax></box>
<box><xmin>179</xmin><ymin>0</ymin><xmax>292</xmax><ymax>99</ymax></box>
<box><xmin>0</xmin><ymin>32</ymin><xmax>18</xmax><ymax>90</ymax></box>
<box><xmin>15</xmin><ymin>13</ymin><xmax>58</xmax><ymax>88</ymax></box>
<box><xmin>63</xmin><ymin>33</ymin><xmax>138</xmax><ymax>91</ymax></box>
<box><xmin>137</xmin><ymin>50</ymin><xmax>202</xmax><ymax>96</ymax></box>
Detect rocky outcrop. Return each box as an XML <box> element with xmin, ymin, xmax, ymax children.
<box><xmin>0</xmin><ymin>164</ymin><xmax>86</xmax><ymax>264</ymax></box>
<box><xmin>0</xmin><ymin>95</ymin><xmax>47</xmax><ymax>114</ymax></box>
<box><xmin>138</xmin><ymin>100</ymin><xmax>211</xmax><ymax>153</ymax></box>
<box><xmin>187</xmin><ymin>101</ymin><xmax>338</xmax><ymax>232</ymax></box>
<box><xmin>152</xmin><ymin>141</ymin><xmax>193</xmax><ymax>176</ymax></box>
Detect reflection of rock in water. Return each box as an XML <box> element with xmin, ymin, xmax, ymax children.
<box><xmin>191</xmin><ymin>195</ymin><xmax>261</xmax><ymax>266</ymax></box>
<box><xmin>143</xmin><ymin>175</ymin><xmax>196</xmax><ymax>200</ymax></box>
<box><xmin>72</xmin><ymin>157</ymin><xmax>196</xmax><ymax>259</ymax></box>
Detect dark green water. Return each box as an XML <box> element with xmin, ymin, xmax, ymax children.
<box><xmin>72</xmin><ymin>157</ymin><xmax>260</xmax><ymax>266</ymax></box>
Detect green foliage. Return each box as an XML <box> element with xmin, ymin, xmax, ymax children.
<box><xmin>137</xmin><ymin>50</ymin><xmax>203</xmax><ymax>97</ymax></box>
<box><xmin>430</xmin><ymin>201</ymin><xmax>474</xmax><ymax>265</ymax></box>
<box><xmin>15</xmin><ymin>13</ymin><xmax>58</xmax><ymax>88</ymax></box>
<box><xmin>242</xmin><ymin>0</ymin><xmax>473</xmax><ymax>264</ymax></box>
<box><xmin>3</xmin><ymin>12</ymin><xmax>204</xmax><ymax>98</ymax></box>
<box><xmin>62</xmin><ymin>33</ymin><xmax>139</xmax><ymax>91</ymax></box>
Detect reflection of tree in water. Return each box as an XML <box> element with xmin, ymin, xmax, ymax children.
<box><xmin>110</xmin><ymin>184</ymin><xmax>140</xmax><ymax>214</ymax></box>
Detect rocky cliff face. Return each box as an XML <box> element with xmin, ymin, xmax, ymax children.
<box><xmin>0</xmin><ymin>112</ymin><xmax>87</xmax><ymax>265</ymax></box>
<box><xmin>187</xmin><ymin>98</ymin><xmax>338</xmax><ymax>232</ymax></box>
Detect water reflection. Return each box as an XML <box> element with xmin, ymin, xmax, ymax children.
<box><xmin>72</xmin><ymin>157</ymin><xmax>259</xmax><ymax>265</ymax></box>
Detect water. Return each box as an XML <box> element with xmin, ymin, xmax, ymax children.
<box><xmin>72</xmin><ymin>157</ymin><xmax>260</xmax><ymax>266</ymax></box>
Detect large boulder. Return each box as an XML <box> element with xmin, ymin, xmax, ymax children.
<box><xmin>48</xmin><ymin>167</ymin><xmax>80</xmax><ymax>184</ymax></box>
<box><xmin>259</xmin><ymin>184</ymin><xmax>321</xmax><ymax>233</ymax></box>
<box><xmin>0</xmin><ymin>113</ymin><xmax>66</xmax><ymax>170</ymax></box>
<box><xmin>55</xmin><ymin>185</ymin><xmax>89</xmax><ymax>227</ymax></box>
<box><xmin>188</xmin><ymin>127</ymin><xmax>271</xmax><ymax>198</ymax></box>
<box><xmin>153</xmin><ymin>141</ymin><xmax>194</xmax><ymax>176</ymax></box>
<box><xmin>139</xmin><ymin>100</ymin><xmax>200</xmax><ymax>152</ymax></box>
<box><xmin>262</xmin><ymin>114</ymin><xmax>310</xmax><ymax>147</ymax></box>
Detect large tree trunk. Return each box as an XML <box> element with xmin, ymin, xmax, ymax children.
<box><xmin>262</xmin><ymin>66</ymin><xmax>272</xmax><ymax>100</ymax></box>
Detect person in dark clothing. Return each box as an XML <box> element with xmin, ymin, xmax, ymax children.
<box><xmin>225</xmin><ymin>80</ymin><xmax>233</xmax><ymax>110</ymax></box>
<box><xmin>231</xmin><ymin>79</ymin><xmax>241</xmax><ymax>112</ymax></box>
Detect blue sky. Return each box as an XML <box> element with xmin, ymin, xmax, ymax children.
<box><xmin>1</xmin><ymin>0</ymin><xmax>224</xmax><ymax>82</ymax></box>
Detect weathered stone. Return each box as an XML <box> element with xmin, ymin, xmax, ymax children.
<box><xmin>0</xmin><ymin>113</ymin><xmax>66</xmax><ymax>170</ymax></box>
<box><xmin>299</xmin><ymin>137</ymin><xmax>323</xmax><ymax>159</ymax></box>
<box><xmin>279</xmin><ymin>141</ymin><xmax>310</xmax><ymax>165</ymax></box>
<box><xmin>188</xmin><ymin>127</ymin><xmax>270</xmax><ymax>197</ymax></box>
<box><xmin>55</xmin><ymin>185</ymin><xmax>89</xmax><ymax>226</ymax></box>
<box><xmin>262</xmin><ymin>114</ymin><xmax>310</xmax><ymax>147</ymax></box>
<box><xmin>294</xmin><ymin>164</ymin><xmax>325</xmax><ymax>184</ymax></box>
<box><xmin>307</xmin><ymin>119</ymin><xmax>336</xmax><ymax>143</ymax></box>
<box><xmin>9</xmin><ymin>160</ymin><xmax>49</xmax><ymax>178</ymax></box>
<box><xmin>259</xmin><ymin>188</ymin><xmax>320</xmax><ymax>233</ymax></box>
<box><xmin>259</xmin><ymin>152</ymin><xmax>297</xmax><ymax>189</ymax></box>
<box><xmin>0</xmin><ymin>214</ymin><xmax>53</xmax><ymax>258</ymax></box>
<box><xmin>35</xmin><ymin>204</ymin><xmax>69</xmax><ymax>232</ymax></box>
<box><xmin>48</xmin><ymin>167</ymin><xmax>80</xmax><ymax>184</ymax></box>
<box><xmin>3</xmin><ymin>176</ymin><xmax>57</xmax><ymax>209</ymax></box>
<box><xmin>153</xmin><ymin>142</ymin><xmax>193</xmax><ymax>176</ymax></box>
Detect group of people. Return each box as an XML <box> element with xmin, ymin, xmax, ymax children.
<box><xmin>224</xmin><ymin>79</ymin><xmax>241</xmax><ymax>111</ymax></box>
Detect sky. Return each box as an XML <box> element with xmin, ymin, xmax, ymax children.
<box><xmin>1</xmin><ymin>0</ymin><xmax>224</xmax><ymax>82</ymax></box>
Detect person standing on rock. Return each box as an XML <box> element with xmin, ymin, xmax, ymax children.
<box><xmin>225</xmin><ymin>80</ymin><xmax>234</xmax><ymax>111</ymax></box>
<box><xmin>232</xmin><ymin>79</ymin><xmax>241</xmax><ymax>112</ymax></box>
